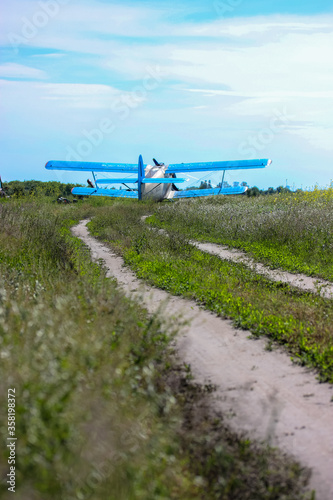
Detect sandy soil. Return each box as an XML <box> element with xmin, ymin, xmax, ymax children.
<box><xmin>192</xmin><ymin>241</ymin><xmax>333</xmax><ymax>299</ymax></box>
<box><xmin>72</xmin><ymin>220</ymin><xmax>333</xmax><ymax>500</ymax></box>
<box><xmin>143</xmin><ymin>219</ymin><xmax>333</xmax><ymax>299</ymax></box>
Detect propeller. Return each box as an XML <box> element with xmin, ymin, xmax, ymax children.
<box><xmin>153</xmin><ymin>158</ymin><xmax>164</xmax><ymax>166</ymax></box>
<box><xmin>152</xmin><ymin>159</ymin><xmax>181</xmax><ymax>191</ymax></box>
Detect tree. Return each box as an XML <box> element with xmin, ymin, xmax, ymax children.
<box><xmin>246</xmin><ymin>186</ymin><xmax>260</xmax><ymax>197</ymax></box>
<box><xmin>276</xmin><ymin>186</ymin><xmax>291</xmax><ymax>194</ymax></box>
<box><xmin>199</xmin><ymin>180</ymin><xmax>210</xmax><ymax>189</ymax></box>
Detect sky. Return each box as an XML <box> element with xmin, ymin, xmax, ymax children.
<box><xmin>1</xmin><ymin>0</ymin><xmax>333</xmax><ymax>190</ymax></box>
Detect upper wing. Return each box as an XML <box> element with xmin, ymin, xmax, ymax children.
<box><xmin>173</xmin><ymin>186</ymin><xmax>247</xmax><ymax>199</ymax></box>
<box><xmin>72</xmin><ymin>187</ymin><xmax>138</xmax><ymax>198</ymax></box>
<box><xmin>45</xmin><ymin>160</ymin><xmax>139</xmax><ymax>173</ymax></box>
<box><xmin>168</xmin><ymin>159</ymin><xmax>271</xmax><ymax>173</ymax></box>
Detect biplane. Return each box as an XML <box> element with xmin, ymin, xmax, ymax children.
<box><xmin>45</xmin><ymin>155</ymin><xmax>272</xmax><ymax>202</ymax></box>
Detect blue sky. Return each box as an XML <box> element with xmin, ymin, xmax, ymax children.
<box><xmin>1</xmin><ymin>0</ymin><xmax>333</xmax><ymax>189</ymax></box>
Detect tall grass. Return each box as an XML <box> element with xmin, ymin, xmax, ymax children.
<box><xmin>90</xmin><ymin>200</ymin><xmax>333</xmax><ymax>383</ymax></box>
<box><xmin>0</xmin><ymin>200</ymin><xmax>194</xmax><ymax>499</ymax></box>
<box><xmin>149</xmin><ymin>187</ymin><xmax>333</xmax><ymax>281</ymax></box>
<box><xmin>0</xmin><ymin>199</ymin><xmax>311</xmax><ymax>499</ymax></box>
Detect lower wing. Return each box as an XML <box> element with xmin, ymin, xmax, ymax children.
<box><xmin>72</xmin><ymin>187</ymin><xmax>138</xmax><ymax>198</ymax></box>
<box><xmin>173</xmin><ymin>186</ymin><xmax>247</xmax><ymax>198</ymax></box>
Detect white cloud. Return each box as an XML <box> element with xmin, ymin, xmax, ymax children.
<box><xmin>0</xmin><ymin>0</ymin><xmax>160</xmax><ymax>48</ymax></box>
<box><xmin>216</xmin><ymin>19</ymin><xmax>333</xmax><ymax>37</ymax></box>
<box><xmin>37</xmin><ymin>82</ymin><xmax>145</xmax><ymax>109</ymax></box>
<box><xmin>0</xmin><ymin>80</ymin><xmax>146</xmax><ymax>115</ymax></box>
<box><xmin>287</xmin><ymin>125</ymin><xmax>333</xmax><ymax>152</ymax></box>
<box><xmin>0</xmin><ymin>63</ymin><xmax>47</xmax><ymax>79</ymax></box>
<box><xmin>2</xmin><ymin>1</ymin><xmax>332</xmax><ymax>56</ymax></box>
<box><xmin>1</xmin><ymin>0</ymin><xmax>331</xmax><ymax>43</ymax></box>
<box><xmin>185</xmin><ymin>89</ymin><xmax>333</xmax><ymax>99</ymax></box>
<box><xmin>31</xmin><ymin>53</ymin><xmax>65</xmax><ymax>58</ymax></box>
<box><xmin>165</xmin><ymin>30</ymin><xmax>333</xmax><ymax>92</ymax></box>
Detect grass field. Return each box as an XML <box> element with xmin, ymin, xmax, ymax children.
<box><xmin>89</xmin><ymin>191</ymin><xmax>333</xmax><ymax>384</ymax></box>
<box><xmin>0</xmin><ymin>198</ymin><xmax>312</xmax><ymax>499</ymax></box>
<box><xmin>149</xmin><ymin>187</ymin><xmax>333</xmax><ymax>281</ymax></box>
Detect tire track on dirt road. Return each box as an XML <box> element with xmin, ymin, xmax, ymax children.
<box><xmin>192</xmin><ymin>240</ymin><xmax>333</xmax><ymax>299</ymax></box>
<box><xmin>143</xmin><ymin>218</ymin><xmax>333</xmax><ymax>299</ymax></box>
<box><xmin>72</xmin><ymin>220</ymin><xmax>333</xmax><ymax>500</ymax></box>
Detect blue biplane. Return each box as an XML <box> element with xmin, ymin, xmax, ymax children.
<box><xmin>45</xmin><ymin>155</ymin><xmax>272</xmax><ymax>202</ymax></box>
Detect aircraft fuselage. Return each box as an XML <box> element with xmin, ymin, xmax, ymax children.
<box><xmin>140</xmin><ymin>164</ymin><xmax>175</xmax><ymax>201</ymax></box>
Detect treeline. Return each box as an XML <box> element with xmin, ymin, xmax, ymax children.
<box><xmin>246</xmin><ymin>186</ymin><xmax>293</xmax><ymax>197</ymax></box>
<box><xmin>188</xmin><ymin>181</ymin><xmax>293</xmax><ymax>196</ymax></box>
<box><xmin>1</xmin><ymin>180</ymin><xmax>83</xmax><ymax>198</ymax></box>
<box><xmin>1</xmin><ymin>179</ymin><xmax>294</xmax><ymax>199</ymax></box>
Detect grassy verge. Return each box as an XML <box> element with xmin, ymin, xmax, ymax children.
<box><xmin>147</xmin><ymin>187</ymin><xmax>333</xmax><ymax>281</ymax></box>
<box><xmin>89</xmin><ymin>201</ymin><xmax>333</xmax><ymax>383</ymax></box>
<box><xmin>0</xmin><ymin>199</ymin><xmax>311</xmax><ymax>499</ymax></box>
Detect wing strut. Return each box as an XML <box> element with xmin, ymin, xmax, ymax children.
<box><xmin>219</xmin><ymin>170</ymin><xmax>226</xmax><ymax>195</ymax></box>
<box><xmin>92</xmin><ymin>171</ymin><xmax>98</xmax><ymax>188</ymax></box>
<box><xmin>138</xmin><ymin>155</ymin><xmax>144</xmax><ymax>200</ymax></box>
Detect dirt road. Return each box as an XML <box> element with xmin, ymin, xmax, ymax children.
<box><xmin>72</xmin><ymin>220</ymin><xmax>333</xmax><ymax>500</ymax></box>
<box><xmin>192</xmin><ymin>240</ymin><xmax>333</xmax><ymax>299</ymax></box>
